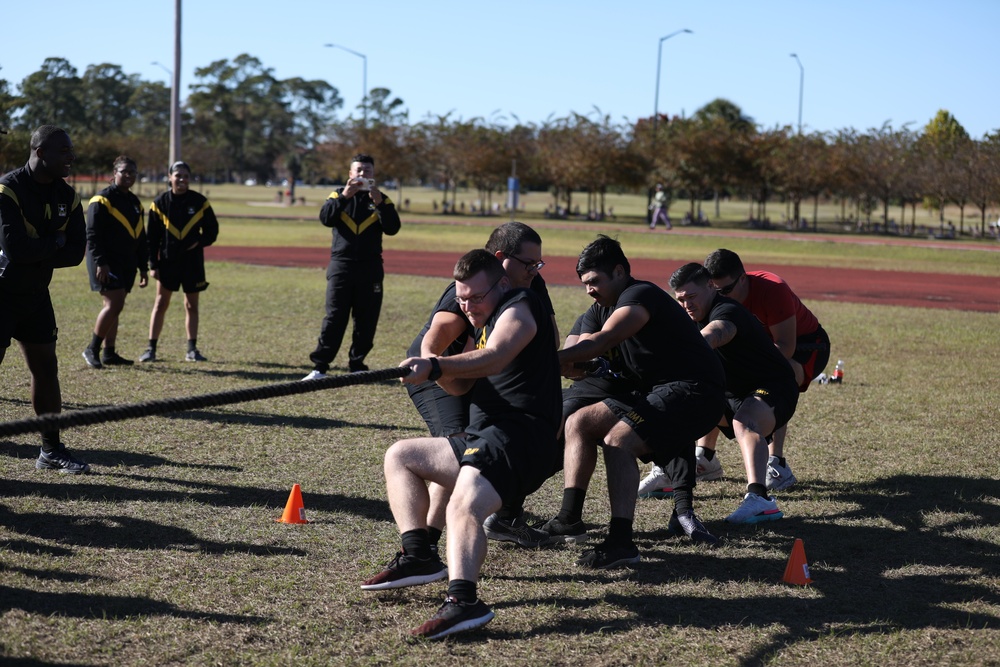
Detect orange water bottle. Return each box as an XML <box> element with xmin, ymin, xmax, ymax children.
<box><xmin>831</xmin><ymin>359</ymin><xmax>844</xmax><ymax>384</ymax></box>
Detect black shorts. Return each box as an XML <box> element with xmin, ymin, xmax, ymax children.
<box><xmin>448</xmin><ymin>416</ymin><xmax>558</xmax><ymax>506</ymax></box>
<box><xmin>87</xmin><ymin>254</ymin><xmax>138</xmax><ymax>292</ymax></box>
<box><xmin>793</xmin><ymin>325</ymin><xmax>831</xmax><ymax>392</ymax></box>
<box><xmin>0</xmin><ymin>288</ymin><xmax>58</xmax><ymax>348</ymax></box>
<box><xmin>407</xmin><ymin>381</ymin><xmax>470</xmax><ymax>438</ymax></box>
<box><xmin>720</xmin><ymin>380</ymin><xmax>799</xmax><ymax>440</ymax></box>
<box><xmin>603</xmin><ymin>381</ymin><xmax>725</xmax><ymax>463</ymax></box>
<box><xmin>155</xmin><ymin>249</ymin><xmax>208</xmax><ymax>293</ymax></box>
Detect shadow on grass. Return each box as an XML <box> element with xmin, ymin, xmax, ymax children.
<box><xmin>482</xmin><ymin>474</ymin><xmax>1000</xmax><ymax>658</ymax></box>
<box><xmin>0</xmin><ymin>441</ymin><xmax>241</xmax><ymax>471</ymax></box>
<box><xmin>0</xmin><ymin>585</ymin><xmax>266</xmax><ymax>624</ymax></box>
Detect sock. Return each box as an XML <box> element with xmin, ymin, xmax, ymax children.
<box><xmin>187</xmin><ymin>338</ymin><xmax>197</xmax><ymax>353</ymax></box>
<box><xmin>400</xmin><ymin>529</ymin><xmax>432</xmax><ymax>560</ymax></box>
<box><xmin>88</xmin><ymin>333</ymin><xmax>103</xmax><ymax>353</ymax></box>
<box><xmin>148</xmin><ymin>339</ymin><xmax>158</xmax><ymax>352</ymax></box>
<box><xmin>672</xmin><ymin>487</ymin><xmax>694</xmax><ymax>515</ymax></box>
<box><xmin>748</xmin><ymin>483</ymin><xmax>768</xmax><ymax>498</ymax></box>
<box><xmin>496</xmin><ymin>502</ymin><xmax>524</xmax><ymax>521</ymax></box>
<box><xmin>447</xmin><ymin>578</ymin><xmax>477</xmax><ymax>604</ymax></box>
<box><xmin>556</xmin><ymin>487</ymin><xmax>587</xmax><ymax>524</ymax></box>
<box><xmin>701</xmin><ymin>448</ymin><xmax>716</xmax><ymax>461</ymax></box>
<box><xmin>40</xmin><ymin>432</ymin><xmax>60</xmax><ymax>454</ymax></box>
<box><xmin>427</xmin><ymin>526</ymin><xmax>443</xmax><ymax>548</ymax></box>
<box><xmin>103</xmin><ymin>344</ymin><xmax>116</xmax><ymax>357</ymax></box>
<box><xmin>608</xmin><ymin>517</ymin><xmax>633</xmax><ymax>545</ymax></box>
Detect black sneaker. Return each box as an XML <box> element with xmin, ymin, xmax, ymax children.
<box><xmin>538</xmin><ymin>516</ymin><xmax>589</xmax><ymax>544</ymax></box>
<box><xmin>81</xmin><ymin>348</ymin><xmax>103</xmax><ymax>369</ymax></box>
<box><xmin>138</xmin><ymin>348</ymin><xmax>156</xmax><ymax>363</ymax></box>
<box><xmin>101</xmin><ymin>351</ymin><xmax>134</xmax><ymax>366</ymax></box>
<box><xmin>576</xmin><ymin>541</ymin><xmax>641</xmax><ymax>569</ymax></box>
<box><xmin>484</xmin><ymin>514</ymin><xmax>549</xmax><ymax>548</ymax></box>
<box><xmin>667</xmin><ymin>509</ymin><xmax>719</xmax><ymax>546</ymax></box>
<box><xmin>348</xmin><ymin>361</ymin><xmax>369</xmax><ymax>373</ymax></box>
<box><xmin>185</xmin><ymin>349</ymin><xmax>208</xmax><ymax>362</ymax></box>
<box><xmin>360</xmin><ymin>551</ymin><xmax>447</xmax><ymax>591</ymax></box>
<box><xmin>36</xmin><ymin>445</ymin><xmax>91</xmax><ymax>475</ymax></box>
<box><xmin>410</xmin><ymin>596</ymin><xmax>495</xmax><ymax>640</ymax></box>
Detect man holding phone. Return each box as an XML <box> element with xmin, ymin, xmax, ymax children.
<box><xmin>304</xmin><ymin>153</ymin><xmax>401</xmax><ymax>378</ymax></box>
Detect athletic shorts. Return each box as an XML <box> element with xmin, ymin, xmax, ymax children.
<box><xmin>87</xmin><ymin>253</ymin><xmax>139</xmax><ymax>292</ymax></box>
<box><xmin>720</xmin><ymin>380</ymin><xmax>799</xmax><ymax>440</ymax></box>
<box><xmin>793</xmin><ymin>325</ymin><xmax>831</xmax><ymax>392</ymax></box>
<box><xmin>448</xmin><ymin>416</ymin><xmax>558</xmax><ymax>506</ymax></box>
<box><xmin>603</xmin><ymin>380</ymin><xmax>725</xmax><ymax>463</ymax></box>
<box><xmin>407</xmin><ymin>381</ymin><xmax>470</xmax><ymax>438</ymax></box>
<box><xmin>155</xmin><ymin>248</ymin><xmax>208</xmax><ymax>293</ymax></box>
<box><xmin>0</xmin><ymin>288</ymin><xmax>58</xmax><ymax>348</ymax></box>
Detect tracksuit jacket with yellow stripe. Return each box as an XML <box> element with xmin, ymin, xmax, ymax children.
<box><xmin>320</xmin><ymin>188</ymin><xmax>401</xmax><ymax>261</ymax></box>
<box><xmin>0</xmin><ymin>164</ymin><xmax>86</xmax><ymax>294</ymax></box>
<box><xmin>86</xmin><ymin>184</ymin><xmax>148</xmax><ymax>273</ymax></box>
<box><xmin>146</xmin><ymin>189</ymin><xmax>218</xmax><ymax>270</ymax></box>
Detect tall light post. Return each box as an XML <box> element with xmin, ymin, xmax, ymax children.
<box><xmin>790</xmin><ymin>53</ymin><xmax>804</xmax><ymax>135</ymax></box>
<box><xmin>151</xmin><ymin>59</ymin><xmax>181</xmax><ymax>165</ymax></box>
<box><xmin>649</xmin><ymin>28</ymin><xmax>692</xmax><ymax>218</ymax></box>
<box><xmin>325</xmin><ymin>43</ymin><xmax>368</xmax><ymax>127</ymax></box>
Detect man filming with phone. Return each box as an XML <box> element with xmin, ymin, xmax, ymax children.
<box><xmin>304</xmin><ymin>153</ymin><xmax>401</xmax><ymax>378</ymax></box>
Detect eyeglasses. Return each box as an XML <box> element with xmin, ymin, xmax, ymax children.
<box><xmin>716</xmin><ymin>275</ymin><xmax>742</xmax><ymax>296</ymax></box>
<box><xmin>454</xmin><ymin>276</ymin><xmax>503</xmax><ymax>306</ymax></box>
<box><xmin>508</xmin><ymin>254</ymin><xmax>545</xmax><ymax>272</ymax></box>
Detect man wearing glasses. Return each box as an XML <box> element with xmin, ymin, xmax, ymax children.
<box><xmin>362</xmin><ymin>249</ymin><xmax>561</xmax><ymax>639</ymax></box>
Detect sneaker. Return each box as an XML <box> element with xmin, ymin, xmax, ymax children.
<box><xmin>360</xmin><ymin>551</ymin><xmax>447</xmax><ymax>591</ymax></box>
<box><xmin>766</xmin><ymin>455</ymin><xmax>798</xmax><ymax>491</ymax></box>
<box><xmin>576</xmin><ymin>541</ymin><xmax>641</xmax><ymax>569</ymax></box>
<box><xmin>302</xmin><ymin>370</ymin><xmax>327</xmax><ymax>381</ymax></box>
<box><xmin>538</xmin><ymin>516</ymin><xmax>589</xmax><ymax>544</ymax></box>
<box><xmin>349</xmin><ymin>361</ymin><xmax>369</xmax><ymax>373</ymax></box>
<box><xmin>484</xmin><ymin>514</ymin><xmax>549</xmax><ymax>548</ymax></box>
<box><xmin>138</xmin><ymin>348</ymin><xmax>156</xmax><ymax>363</ymax></box>
<box><xmin>36</xmin><ymin>445</ymin><xmax>90</xmax><ymax>474</ymax></box>
<box><xmin>725</xmin><ymin>493</ymin><xmax>783</xmax><ymax>524</ymax></box>
<box><xmin>101</xmin><ymin>351</ymin><xmax>134</xmax><ymax>366</ymax></box>
<box><xmin>696</xmin><ymin>446</ymin><xmax>724</xmax><ymax>482</ymax></box>
<box><xmin>410</xmin><ymin>596</ymin><xmax>495</xmax><ymax>640</ymax></box>
<box><xmin>185</xmin><ymin>349</ymin><xmax>207</xmax><ymax>362</ymax></box>
<box><xmin>638</xmin><ymin>464</ymin><xmax>673</xmax><ymax>499</ymax></box>
<box><xmin>81</xmin><ymin>348</ymin><xmax>103</xmax><ymax>369</ymax></box>
<box><xmin>667</xmin><ymin>509</ymin><xmax>719</xmax><ymax>546</ymax></box>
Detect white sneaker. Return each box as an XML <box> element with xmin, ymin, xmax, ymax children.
<box><xmin>302</xmin><ymin>370</ymin><xmax>326</xmax><ymax>381</ymax></box>
<box><xmin>725</xmin><ymin>493</ymin><xmax>783</xmax><ymax>524</ymax></box>
<box><xmin>695</xmin><ymin>446</ymin><xmax>723</xmax><ymax>482</ymax></box>
<box><xmin>637</xmin><ymin>465</ymin><xmax>673</xmax><ymax>499</ymax></box>
<box><xmin>766</xmin><ymin>455</ymin><xmax>798</xmax><ymax>491</ymax></box>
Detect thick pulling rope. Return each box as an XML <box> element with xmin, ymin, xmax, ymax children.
<box><xmin>0</xmin><ymin>367</ymin><xmax>410</xmax><ymax>438</ymax></box>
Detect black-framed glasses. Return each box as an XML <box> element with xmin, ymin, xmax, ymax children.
<box><xmin>508</xmin><ymin>254</ymin><xmax>545</xmax><ymax>272</ymax></box>
<box><xmin>454</xmin><ymin>276</ymin><xmax>503</xmax><ymax>306</ymax></box>
<box><xmin>716</xmin><ymin>275</ymin><xmax>742</xmax><ymax>296</ymax></box>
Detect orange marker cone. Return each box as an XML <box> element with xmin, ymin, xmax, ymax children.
<box><xmin>782</xmin><ymin>538</ymin><xmax>813</xmax><ymax>585</ymax></box>
<box><xmin>275</xmin><ymin>484</ymin><xmax>310</xmax><ymax>524</ymax></box>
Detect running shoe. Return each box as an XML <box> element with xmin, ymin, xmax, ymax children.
<box><xmin>138</xmin><ymin>348</ymin><xmax>156</xmax><ymax>363</ymax></box>
<box><xmin>301</xmin><ymin>370</ymin><xmax>327</xmax><ymax>381</ymax></box>
<box><xmin>36</xmin><ymin>445</ymin><xmax>90</xmax><ymax>475</ymax></box>
<box><xmin>695</xmin><ymin>446</ymin><xmax>724</xmax><ymax>482</ymax></box>
<box><xmin>81</xmin><ymin>348</ymin><xmax>102</xmax><ymax>369</ymax></box>
<box><xmin>766</xmin><ymin>455</ymin><xmax>798</xmax><ymax>491</ymax></box>
<box><xmin>185</xmin><ymin>349</ymin><xmax>208</xmax><ymax>362</ymax></box>
<box><xmin>410</xmin><ymin>596</ymin><xmax>495</xmax><ymax>640</ymax></box>
<box><xmin>483</xmin><ymin>514</ymin><xmax>549</xmax><ymax>548</ymax></box>
<box><xmin>576</xmin><ymin>541</ymin><xmax>640</xmax><ymax>569</ymax></box>
<box><xmin>725</xmin><ymin>493</ymin><xmax>783</xmax><ymax>524</ymax></box>
<box><xmin>666</xmin><ymin>509</ymin><xmax>719</xmax><ymax>545</ymax></box>
<box><xmin>637</xmin><ymin>464</ymin><xmax>673</xmax><ymax>499</ymax></box>
<box><xmin>101</xmin><ymin>351</ymin><xmax>134</xmax><ymax>366</ymax></box>
<box><xmin>360</xmin><ymin>551</ymin><xmax>447</xmax><ymax>591</ymax></box>
<box><xmin>538</xmin><ymin>516</ymin><xmax>589</xmax><ymax>544</ymax></box>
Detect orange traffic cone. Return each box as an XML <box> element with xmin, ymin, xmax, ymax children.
<box><xmin>782</xmin><ymin>538</ymin><xmax>813</xmax><ymax>585</ymax></box>
<box><xmin>275</xmin><ymin>484</ymin><xmax>310</xmax><ymax>524</ymax></box>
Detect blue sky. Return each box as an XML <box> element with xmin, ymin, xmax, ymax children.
<box><xmin>3</xmin><ymin>0</ymin><xmax>997</xmax><ymax>138</ymax></box>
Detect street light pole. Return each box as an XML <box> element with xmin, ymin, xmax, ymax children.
<box><xmin>790</xmin><ymin>53</ymin><xmax>804</xmax><ymax>135</ymax></box>
<box><xmin>151</xmin><ymin>59</ymin><xmax>181</xmax><ymax>165</ymax></box>
<box><xmin>649</xmin><ymin>28</ymin><xmax>692</xmax><ymax>219</ymax></box>
<box><xmin>325</xmin><ymin>43</ymin><xmax>368</xmax><ymax>127</ymax></box>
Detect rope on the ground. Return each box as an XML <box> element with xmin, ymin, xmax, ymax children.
<box><xmin>0</xmin><ymin>367</ymin><xmax>410</xmax><ymax>438</ymax></box>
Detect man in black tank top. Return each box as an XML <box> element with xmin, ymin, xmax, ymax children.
<box><xmin>669</xmin><ymin>263</ymin><xmax>799</xmax><ymax>526</ymax></box>
<box><xmin>540</xmin><ymin>236</ymin><xmax>726</xmax><ymax>569</ymax></box>
<box><xmin>361</xmin><ymin>250</ymin><xmax>561</xmax><ymax>640</ymax></box>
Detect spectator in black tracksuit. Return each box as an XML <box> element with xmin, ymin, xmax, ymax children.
<box><xmin>82</xmin><ymin>155</ymin><xmax>149</xmax><ymax>368</ymax></box>
<box><xmin>140</xmin><ymin>161</ymin><xmax>218</xmax><ymax>363</ymax></box>
<box><xmin>0</xmin><ymin>125</ymin><xmax>89</xmax><ymax>473</ymax></box>
<box><xmin>304</xmin><ymin>153</ymin><xmax>401</xmax><ymax>378</ymax></box>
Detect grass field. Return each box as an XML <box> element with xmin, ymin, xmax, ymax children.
<box><xmin>1</xmin><ymin>225</ymin><xmax>999</xmax><ymax>665</ymax></box>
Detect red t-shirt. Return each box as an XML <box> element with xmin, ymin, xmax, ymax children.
<box><xmin>743</xmin><ymin>271</ymin><xmax>820</xmax><ymax>339</ymax></box>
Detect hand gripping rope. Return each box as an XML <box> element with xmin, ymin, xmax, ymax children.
<box><xmin>0</xmin><ymin>367</ymin><xmax>411</xmax><ymax>438</ymax></box>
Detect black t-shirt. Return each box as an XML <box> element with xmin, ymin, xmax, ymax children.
<box><xmin>468</xmin><ymin>288</ymin><xmax>562</xmax><ymax>434</ymax></box>
<box><xmin>406</xmin><ymin>282</ymin><xmax>472</xmax><ymax>358</ymax></box>
<box><xmin>581</xmin><ymin>279</ymin><xmax>725</xmax><ymax>392</ymax></box>
<box><xmin>698</xmin><ymin>294</ymin><xmax>796</xmax><ymax>398</ymax></box>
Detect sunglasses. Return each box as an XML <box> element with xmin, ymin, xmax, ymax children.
<box><xmin>716</xmin><ymin>275</ymin><xmax>742</xmax><ymax>295</ymax></box>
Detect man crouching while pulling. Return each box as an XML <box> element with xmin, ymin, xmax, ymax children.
<box><xmin>362</xmin><ymin>249</ymin><xmax>562</xmax><ymax>641</ymax></box>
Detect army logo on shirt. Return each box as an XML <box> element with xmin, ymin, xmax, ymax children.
<box><xmin>187</xmin><ymin>206</ymin><xmax>196</xmax><ymax>215</ymax></box>
<box><xmin>57</xmin><ymin>204</ymin><xmax>67</xmax><ymax>217</ymax></box>
<box><xmin>753</xmin><ymin>388</ymin><xmax>771</xmax><ymax>397</ymax></box>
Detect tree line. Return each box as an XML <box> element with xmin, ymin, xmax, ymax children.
<box><xmin>2</xmin><ymin>55</ymin><xmax>998</xmax><ymax>235</ymax></box>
